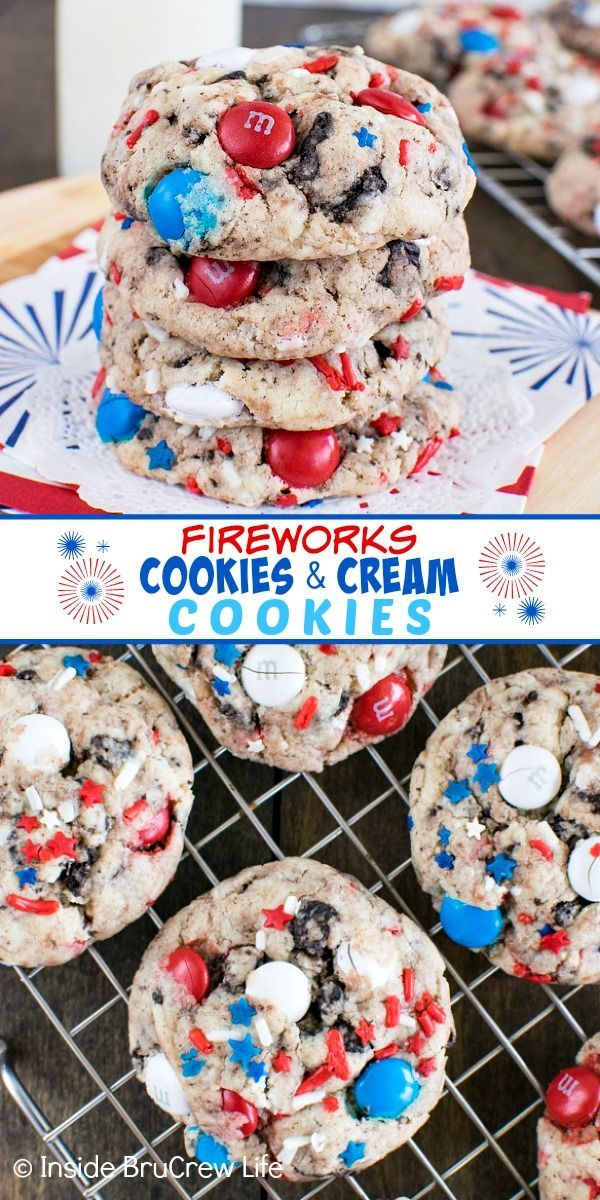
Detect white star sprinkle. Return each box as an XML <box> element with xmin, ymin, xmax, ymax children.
<box><xmin>465</xmin><ymin>817</ymin><xmax>486</xmax><ymax>839</ymax></box>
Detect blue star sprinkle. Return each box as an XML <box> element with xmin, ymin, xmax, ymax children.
<box><xmin>435</xmin><ymin>851</ymin><xmax>455</xmax><ymax>870</ymax></box>
<box><xmin>229</xmin><ymin>997</ymin><xmax>256</xmax><ymax>1026</ymax></box>
<box><xmin>146</xmin><ymin>440</ymin><xmax>176</xmax><ymax>471</ymax></box>
<box><xmin>416</xmin><ymin>101</ymin><xmax>432</xmax><ymax>112</ymax></box>
<box><xmin>444</xmin><ymin>779</ymin><xmax>472</xmax><ymax>804</ymax></box>
<box><xmin>63</xmin><ymin>654</ymin><xmax>90</xmax><ymax>676</ymax></box>
<box><xmin>180</xmin><ymin>1049</ymin><xmax>205</xmax><ymax>1078</ymax></box>
<box><xmin>121</xmin><ymin>217</ymin><xmax>134</xmax><ymax>230</ymax></box>
<box><xmin>407</xmin><ymin>814</ymin><xmax>414</xmax><ymax>830</ymax></box>
<box><xmin>463</xmin><ymin>140</ymin><xmax>478</xmax><ymax>174</ymax></box>
<box><xmin>486</xmin><ymin>853</ymin><xmax>517</xmax><ymax>884</ymax></box>
<box><xmin>353</xmin><ymin>126</ymin><xmax>377</xmax><ymax>148</ymax></box>
<box><xmin>195</xmin><ymin>1132</ymin><xmax>231</xmax><ymax>1169</ymax></box>
<box><xmin>228</xmin><ymin>1034</ymin><xmax>260</xmax><ymax>1070</ymax></box>
<box><xmin>438</xmin><ymin>826</ymin><xmax>452</xmax><ymax>846</ymax></box>
<box><xmin>340</xmin><ymin>1141</ymin><xmax>366</xmax><ymax>1169</ymax></box>
<box><xmin>212</xmin><ymin>676</ymin><xmax>231</xmax><ymax>697</ymax></box>
<box><xmin>473</xmin><ymin>761</ymin><xmax>501</xmax><ymax>793</ymax></box>
<box><xmin>467</xmin><ymin>743</ymin><xmax>489</xmax><ymax>763</ymax></box>
<box><xmin>539</xmin><ymin>924</ymin><xmax>555</xmax><ymax>937</ymax></box>
<box><xmin>213</xmin><ymin>642</ymin><xmax>242</xmax><ymax>667</ymax></box>
<box><xmin>16</xmin><ymin>867</ymin><xmax>37</xmax><ymax>886</ymax></box>
<box><xmin>246</xmin><ymin>1058</ymin><xmax>268</xmax><ymax>1082</ymax></box>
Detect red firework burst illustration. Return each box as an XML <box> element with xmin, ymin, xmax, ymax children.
<box><xmin>58</xmin><ymin>557</ymin><xmax>124</xmax><ymax>624</ymax></box>
<box><xmin>479</xmin><ymin>532</ymin><xmax>545</xmax><ymax>599</ymax></box>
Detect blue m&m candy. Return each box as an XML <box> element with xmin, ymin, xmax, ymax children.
<box><xmin>92</xmin><ymin>288</ymin><xmax>104</xmax><ymax>341</ymax></box>
<box><xmin>353</xmin><ymin>1057</ymin><xmax>421</xmax><ymax>1120</ymax></box>
<box><xmin>440</xmin><ymin>896</ymin><xmax>504</xmax><ymax>948</ymax></box>
<box><xmin>194</xmin><ymin>1132</ymin><xmax>231</xmax><ymax>1169</ymax></box>
<box><xmin>147</xmin><ymin>167</ymin><xmax>225</xmax><ymax>246</ymax></box>
<box><xmin>96</xmin><ymin>390</ymin><xmax>145</xmax><ymax>443</ymax></box>
<box><xmin>459</xmin><ymin>29</ymin><xmax>500</xmax><ymax>53</ymax></box>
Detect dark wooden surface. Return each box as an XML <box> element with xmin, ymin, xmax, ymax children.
<box><xmin>1</xmin><ymin>643</ymin><xmax>600</xmax><ymax>1200</ymax></box>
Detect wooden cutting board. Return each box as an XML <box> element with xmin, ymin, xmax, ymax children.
<box><xmin>0</xmin><ymin>172</ymin><xmax>597</xmax><ymax>514</ymax></box>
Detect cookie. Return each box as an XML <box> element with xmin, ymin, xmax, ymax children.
<box><xmin>0</xmin><ymin>647</ymin><xmax>193</xmax><ymax>968</ymax></box>
<box><xmin>98</xmin><ymin>210</ymin><xmax>469</xmax><ymax>360</ymax></box>
<box><xmin>449</xmin><ymin>46</ymin><xmax>600</xmax><ymax>160</ymax></box>
<box><xmin>97</xmin><ymin>374</ymin><xmax>460</xmax><ymax>507</ymax></box>
<box><xmin>549</xmin><ymin>0</ymin><xmax>600</xmax><ymax>60</ymax></box>
<box><xmin>367</xmin><ymin>2</ymin><xmax>553</xmax><ymax>89</ymax></box>
<box><xmin>152</xmin><ymin>643</ymin><xmax>447</xmax><ymax>773</ymax></box>
<box><xmin>129</xmin><ymin>857</ymin><xmax>453</xmax><ymax>1180</ymax></box>
<box><xmin>538</xmin><ymin>1034</ymin><xmax>600</xmax><ymax>1199</ymax></box>
<box><xmin>101</xmin><ymin>45</ymin><xmax>476</xmax><ymax>260</ymax></box>
<box><xmin>101</xmin><ymin>282</ymin><xmax>451</xmax><ymax>432</ymax></box>
<box><xmin>409</xmin><ymin>668</ymin><xmax>600</xmax><ymax>985</ymax></box>
<box><xmin>546</xmin><ymin>133</ymin><xmax>600</xmax><ymax>236</ymax></box>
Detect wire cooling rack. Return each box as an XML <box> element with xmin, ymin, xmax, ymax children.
<box><xmin>1</xmin><ymin>641</ymin><xmax>600</xmax><ymax>1200</ymax></box>
<box><xmin>300</xmin><ymin>18</ymin><xmax>600</xmax><ymax>292</ymax></box>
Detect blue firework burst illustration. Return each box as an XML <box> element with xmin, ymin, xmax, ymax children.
<box><xmin>58</xmin><ymin>557</ymin><xmax>124</xmax><ymax>625</ymax></box>
<box><xmin>0</xmin><ymin>268</ymin><xmax>98</xmax><ymax>449</ymax></box>
<box><xmin>96</xmin><ymin>539</ymin><xmax>110</xmax><ymax>553</ymax></box>
<box><xmin>452</xmin><ymin>285</ymin><xmax>600</xmax><ymax>400</ymax></box>
<box><xmin>518</xmin><ymin>596</ymin><xmax>546</xmax><ymax>626</ymax></box>
<box><xmin>57</xmin><ymin>530</ymin><xmax>86</xmax><ymax>560</ymax></box>
<box><xmin>493</xmin><ymin>603</ymin><xmax>507</xmax><ymax>616</ymax></box>
<box><xmin>479</xmin><ymin>532</ymin><xmax>545</xmax><ymax>599</ymax></box>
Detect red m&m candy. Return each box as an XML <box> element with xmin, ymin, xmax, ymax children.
<box><xmin>545</xmin><ymin>1065</ymin><xmax>600</xmax><ymax>1128</ymax></box>
<box><xmin>185</xmin><ymin>257</ymin><xmax>260</xmax><ymax>308</ymax></box>
<box><xmin>265</xmin><ymin>429</ymin><xmax>341</xmax><ymax>488</ymax></box>
<box><xmin>351</xmin><ymin>674</ymin><xmax>412</xmax><ymax>736</ymax></box>
<box><xmin>221</xmin><ymin>1089</ymin><xmax>258</xmax><ymax>1137</ymax></box>
<box><xmin>135</xmin><ymin>804</ymin><xmax>172</xmax><ymax>849</ymax></box>
<box><xmin>218</xmin><ymin>101</ymin><xmax>295</xmax><ymax>168</ymax></box>
<box><xmin>165</xmin><ymin>946</ymin><xmax>210</xmax><ymax>1002</ymax></box>
<box><xmin>357</xmin><ymin>88</ymin><xmax>427</xmax><ymax>127</ymax></box>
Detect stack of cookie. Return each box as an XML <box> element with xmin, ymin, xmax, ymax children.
<box><xmin>94</xmin><ymin>44</ymin><xmax>476</xmax><ymax>508</ymax></box>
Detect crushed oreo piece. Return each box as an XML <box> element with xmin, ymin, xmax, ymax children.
<box><xmin>290</xmin><ymin>899</ymin><xmax>338</xmax><ymax>956</ymax></box>
<box><xmin>89</xmin><ymin>735</ymin><xmax>134</xmax><ymax>769</ymax></box>
<box><xmin>329</xmin><ymin>167</ymin><xmax>387</xmax><ymax>223</ymax></box>
<box><xmin>287</xmin><ymin>112</ymin><xmax>334</xmax><ymax>185</ymax></box>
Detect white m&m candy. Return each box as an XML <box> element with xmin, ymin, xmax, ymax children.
<box><xmin>335</xmin><ymin>940</ymin><xmax>392</xmax><ymax>990</ymax></box>
<box><xmin>6</xmin><ymin>714</ymin><xmax>71</xmax><ymax>774</ymax></box>
<box><xmin>195</xmin><ymin>46</ymin><xmax>255</xmax><ymax>72</ymax></box>
<box><xmin>245</xmin><ymin>961</ymin><xmax>311</xmax><ymax>1022</ymax></box>
<box><xmin>498</xmin><ymin>745</ymin><xmax>562</xmax><ymax>810</ymax></box>
<box><xmin>165</xmin><ymin>384</ymin><xmax>244</xmax><ymax>424</ymax></box>
<box><xmin>241</xmin><ymin>645</ymin><xmax>306</xmax><ymax>707</ymax></box>
<box><xmin>144</xmin><ymin>1051</ymin><xmax>190</xmax><ymax>1117</ymax></box>
<box><xmin>567</xmin><ymin>836</ymin><xmax>600</xmax><ymax>901</ymax></box>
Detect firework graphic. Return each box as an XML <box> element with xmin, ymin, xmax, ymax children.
<box><xmin>479</xmin><ymin>532</ymin><xmax>545</xmax><ymax>599</ymax></box>
<box><xmin>58</xmin><ymin>558</ymin><xmax>124</xmax><ymax>625</ymax></box>
<box><xmin>518</xmin><ymin>596</ymin><xmax>546</xmax><ymax>626</ymax></box>
<box><xmin>57</xmin><ymin>531</ymin><xmax>86</xmax><ymax>560</ymax></box>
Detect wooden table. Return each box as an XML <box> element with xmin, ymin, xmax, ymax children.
<box><xmin>0</xmin><ymin>174</ymin><xmax>598</xmax><ymax>513</ymax></box>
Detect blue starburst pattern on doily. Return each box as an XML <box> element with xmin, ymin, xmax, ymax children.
<box><xmin>57</xmin><ymin>531</ymin><xmax>85</xmax><ymax>560</ymax></box>
<box><xmin>452</xmin><ymin>286</ymin><xmax>600</xmax><ymax>400</ymax></box>
<box><xmin>500</xmin><ymin>553</ymin><xmax>523</xmax><ymax>577</ymax></box>
<box><xmin>493</xmin><ymin>603</ymin><xmax>507</xmax><ymax>617</ymax></box>
<box><xmin>0</xmin><ymin>269</ymin><xmax>97</xmax><ymax>448</ymax></box>
<box><xmin>518</xmin><ymin>596</ymin><xmax>546</xmax><ymax>625</ymax></box>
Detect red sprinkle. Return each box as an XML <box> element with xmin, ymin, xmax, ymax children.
<box><xmin>293</xmin><ymin>695</ymin><xmax>319</xmax><ymax>730</ymax></box>
<box><xmin>6</xmin><ymin>894</ymin><xmax>60</xmax><ymax>915</ymax></box>
<box><xmin>403</xmin><ymin>967</ymin><xmax>415</xmax><ymax>1003</ymax></box>
<box><xmin>407</xmin><ymin>1032</ymin><xmax>426</xmax><ymax>1056</ymax></box>
<box><xmin>262</xmin><ymin>904</ymin><xmax>294</xmax><ymax>931</ymax></box>
<box><xmin>126</xmin><ymin>109</ymin><xmax>160</xmax><ymax>148</ymax></box>
<box><xmin>409</xmin><ymin>435</ymin><xmax>443</xmax><ymax>476</ymax></box>
<box><xmin>295</xmin><ymin>1064</ymin><xmax>334</xmax><ymax>1095</ymax></box>
<box><xmin>339</xmin><ymin>351</ymin><xmax>365</xmax><ymax>391</ymax></box>
<box><xmin>399</xmin><ymin>139</ymin><xmax>412</xmax><ymax>167</ymax></box>
<box><xmin>434</xmin><ymin>275</ymin><xmax>465</xmax><ymax>292</ymax></box>
<box><xmin>272</xmin><ymin>1050</ymin><xmax>292</xmax><ymax>1073</ymax></box>
<box><xmin>16</xmin><ymin>814</ymin><xmax>39</xmax><ymax>833</ymax></box>
<box><xmin>152</xmin><ymin>728</ymin><xmax>160</xmax><ymax>745</ymax></box>
<box><xmin>189</xmin><ymin>1028</ymin><xmax>214</xmax><ymax>1054</ymax></box>
<box><xmin>38</xmin><ymin>832</ymin><xmax>78</xmax><ymax>862</ymax></box>
<box><xmin>216</xmin><ymin>437</ymin><xmax>232</xmax><ymax>456</ymax></box>
<box><xmin>518</xmin><ymin>913</ymin><xmax>534</xmax><ymax>924</ymax></box>
<box><xmin>123</xmin><ymin>798</ymin><xmax>149</xmax><ymax>823</ymax></box>
<box><xmin>308</xmin><ymin>355</ymin><xmax>346</xmax><ymax>390</ymax></box>
<box><xmin>374</xmin><ymin>1043</ymin><xmax>400</xmax><ymax>1060</ymax></box>
<box><xmin>540</xmin><ymin>930</ymin><xmax>571</xmax><ymax>954</ymax></box>
<box><xmin>319</xmin><ymin>644</ymin><xmax>338</xmax><ymax>655</ymax></box>
<box><xmin>417</xmin><ymin>1057</ymin><xmax>438</xmax><ymax>1077</ymax></box>
<box><xmin>326</xmin><ymin>1029</ymin><xmax>350</xmax><ymax>1081</ymax></box>
<box><xmin>355</xmin><ymin>1018</ymin><xmax>376</xmax><ymax>1046</ymax></box>
<box><xmin>384</xmin><ymin>995</ymin><xmax>401</xmax><ymax>1028</ymax></box>
<box><xmin>529</xmin><ymin>839</ymin><xmax>553</xmax><ymax>861</ymax></box>
<box><xmin>322</xmin><ymin>1095</ymin><xmax>340</xmax><ymax>1112</ymax></box>
<box><xmin>24</xmin><ymin>839</ymin><xmax>42</xmax><ymax>863</ymax></box>
<box><xmin>89</xmin><ymin>652</ymin><xmax>103</xmax><ymax>663</ymax></box>
<box><xmin>186</xmin><ymin>475</ymin><xmax>203</xmax><ymax>495</ymax></box>
<box><xmin>369</xmin><ymin>72</ymin><xmax>387</xmax><ymax>88</ymax></box>
<box><xmin>109</xmin><ymin>263</ymin><xmax>122</xmax><ymax>286</ymax></box>
<box><xmin>275</xmin><ymin>493</ymin><xmax>299</xmax><ymax>507</ymax></box>
<box><xmin>418</xmin><ymin>1011</ymin><xmax>435</xmax><ymax>1037</ymax></box>
<box><xmin>0</xmin><ymin>663</ymin><xmax>17</xmax><ymax>676</ymax></box>
<box><xmin>512</xmin><ymin>961</ymin><xmax>554</xmax><ymax>984</ymax></box>
<box><xmin>392</xmin><ymin>335</ymin><xmax>411</xmax><ymax>360</ymax></box>
<box><xmin>301</xmin><ymin>54</ymin><xmax>339</xmax><ymax>73</ymax></box>
<box><xmin>91</xmin><ymin>367</ymin><xmax>107</xmax><ymax>401</ymax></box>
<box><xmin>225</xmin><ymin>165</ymin><xmax>261</xmax><ymax>200</ymax></box>
<box><xmin>371</xmin><ymin>413</ymin><xmax>402</xmax><ymax>436</ymax></box>
<box><xmin>591</xmin><ymin>844</ymin><xmax>600</xmax><ymax>859</ymax></box>
<box><xmin>400</xmin><ymin>298</ymin><xmax>423</xmax><ymax>323</ymax></box>
<box><xmin>427</xmin><ymin>1000</ymin><xmax>446</xmax><ymax>1024</ymax></box>
<box><xmin>80</xmin><ymin>780</ymin><xmax>105</xmax><ymax>808</ymax></box>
